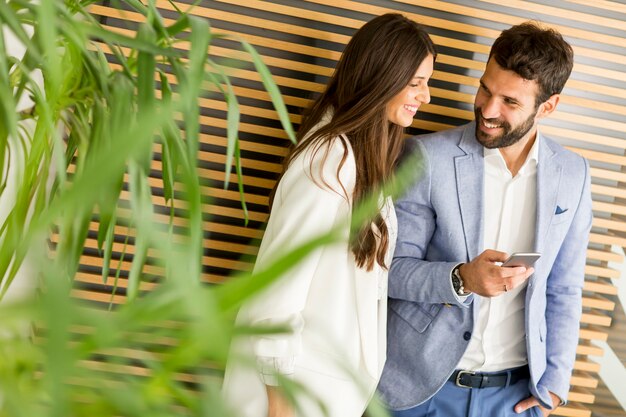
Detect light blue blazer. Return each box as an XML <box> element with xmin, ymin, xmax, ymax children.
<box><xmin>378</xmin><ymin>122</ymin><xmax>593</xmax><ymax>410</ymax></box>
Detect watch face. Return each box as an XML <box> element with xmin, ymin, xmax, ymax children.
<box><xmin>452</xmin><ymin>267</ymin><xmax>464</xmax><ymax>295</ymax></box>
<box><xmin>452</xmin><ymin>272</ymin><xmax>461</xmax><ymax>291</ymax></box>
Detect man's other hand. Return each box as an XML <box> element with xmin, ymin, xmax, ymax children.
<box><xmin>515</xmin><ymin>392</ymin><xmax>561</xmax><ymax>416</ymax></box>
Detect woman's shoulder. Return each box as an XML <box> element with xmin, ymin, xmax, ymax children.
<box><xmin>304</xmin><ymin>134</ymin><xmax>354</xmax><ymax>165</ymax></box>
<box><xmin>289</xmin><ymin>135</ymin><xmax>356</xmax><ymax>197</ymax></box>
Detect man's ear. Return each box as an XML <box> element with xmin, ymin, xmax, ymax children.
<box><xmin>536</xmin><ymin>94</ymin><xmax>560</xmax><ymax>120</ymax></box>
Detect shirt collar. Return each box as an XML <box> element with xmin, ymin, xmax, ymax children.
<box><xmin>484</xmin><ymin>136</ymin><xmax>540</xmax><ymax>176</ymax></box>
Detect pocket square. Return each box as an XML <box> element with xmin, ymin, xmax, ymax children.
<box><xmin>555</xmin><ymin>205</ymin><xmax>568</xmax><ymax>215</ymax></box>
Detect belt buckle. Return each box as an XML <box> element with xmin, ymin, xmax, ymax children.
<box><xmin>455</xmin><ymin>370</ymin><xmax>476</xmax><ymax>388</ymax></box>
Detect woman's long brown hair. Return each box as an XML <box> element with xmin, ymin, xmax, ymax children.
<box><xmin>273</xmin><ymin>13</ymin><xmax>436</xmax><ymax>271</ymax></box>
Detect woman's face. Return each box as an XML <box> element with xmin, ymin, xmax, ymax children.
<box><xmin>386</xmin><ymin>54</ymin><xmax>434</xmax><ymax>127</ymax></box>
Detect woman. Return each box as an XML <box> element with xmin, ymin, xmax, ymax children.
<box><xmin>222</xmin><ymin>13</ymin><xmax>436</xmax><ymax>417</ymax></box>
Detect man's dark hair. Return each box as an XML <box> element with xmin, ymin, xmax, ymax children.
<box><xmin>489</xmin><ymin>21</ymin><xmax>574</xmax><ymax>105</ymax></box>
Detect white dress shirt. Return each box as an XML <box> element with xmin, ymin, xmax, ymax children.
<box><xmin>457</xmin><ymin>137</ymin><xmax>539</xmax><ymax>372</ymax></box>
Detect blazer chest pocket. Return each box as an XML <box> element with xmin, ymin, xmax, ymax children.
<box><xmin>552</xmin><ymin>205</ymin><xmax>572</xmax><ymax>225</ymax></box>
<box><xmin>389</xmin><ymin>300</ymin><xmax>442</xmax><ymax>333</ymax></box>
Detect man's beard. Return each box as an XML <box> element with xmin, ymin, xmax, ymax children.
<box><xmin>474</xmin><ymin>107</ymin><xmax>536</xmax><ymax>149</ymax></box>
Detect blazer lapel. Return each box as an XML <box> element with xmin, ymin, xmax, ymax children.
<box><xmin>535</xmin><ymin>134</ymin><xmax>561</xmax><ymax>255</ymax></box>
<box><xmin>455</xmin><ymin>123</ymin><xmax>485</xmax><ymax>261</ymax></box>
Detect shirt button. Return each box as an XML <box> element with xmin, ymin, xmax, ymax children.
<box><xmin>463</xmin><ymin>331</ymin><xmax>472</xmax><ymax>341</ymax></box>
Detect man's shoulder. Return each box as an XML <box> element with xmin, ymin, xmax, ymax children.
<box><xmin>542</xmin><ymin>134</ymin><xmax>588</xmax><ymax>172</ymax></box>
<box><xmin>404</xmin><ymin>123</ymin><xmax>471</xmax><ymax>155</ymax></box>
<box><xmin>410</xmin><ymin>123</ymin><xmax>468</xmax><ymax>144</ymax></box>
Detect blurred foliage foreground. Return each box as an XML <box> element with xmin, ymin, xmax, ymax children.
<box><xmin>0</xmin><ymin>1</ymin><xmax>415</xmax><ymax>415</ymax></box>
<box><xmin>0</xmin><ymin>0</ymin><xmax>314</xmax><ymax>415</ymax></box>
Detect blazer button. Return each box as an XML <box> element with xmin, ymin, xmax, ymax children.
<box><xmin>463</xmin><ymin>331</ymin><xmax>472</xmax><ymax>341</ymax></box>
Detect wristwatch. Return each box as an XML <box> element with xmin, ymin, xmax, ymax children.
<box><xmin>451</xmin><ymin>264</ymin><xmax>470</xmax><ymax>296</ymax></box>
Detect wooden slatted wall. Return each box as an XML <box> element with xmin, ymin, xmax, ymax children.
<box><xmin>86</xmin><ymin>1</ymin><xmax>626</xmax><ymax>416</ymax></box>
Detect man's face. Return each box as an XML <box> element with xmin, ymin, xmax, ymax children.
<box><xmin>474</xmin><ymin>59</ymin><xmax>540</xmax><ymax>149</ymax></box>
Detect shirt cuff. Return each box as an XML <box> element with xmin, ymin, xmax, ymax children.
<box><xmin>257</xmin><ymin>356</ymin><xmax>296</xmax><ymax>386</ymax></box>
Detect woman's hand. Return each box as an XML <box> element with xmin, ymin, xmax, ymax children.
<box><xmin>266</xmin><ymin>385</ymin><xmax>294</xmax><ymax>417</ymax></box>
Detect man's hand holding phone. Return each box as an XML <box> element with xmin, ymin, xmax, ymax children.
<box><xmin>501</xmin><ymin>252</ymin><xmax>541</xmax><ymax>268</ymax></box>
<box><xmin>458</xmin><ymin>250</ymin><xmax>539</xmax><ymax>297</ymax></box>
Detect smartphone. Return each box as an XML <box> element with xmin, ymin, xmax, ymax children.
<box><xmin>501</xmin><ymin>252</ymin><xmax>541</xmax><ymax>268</ymax></box>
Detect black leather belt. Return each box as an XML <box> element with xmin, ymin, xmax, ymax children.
<box><xmin>448</xmin><ymin>366</ymin><xmax>530</xmax><ymax>388</ymax></box>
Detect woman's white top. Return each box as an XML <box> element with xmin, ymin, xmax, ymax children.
<box><xmin>222</xmin><ymin>135</ymin><xmax>397</xmax><ymax>417</ymax></box>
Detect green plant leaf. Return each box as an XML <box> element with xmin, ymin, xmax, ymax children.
<box><xmin>0</xmin><ymin>1</ymin><xmax>42</xmax><ymax>63</ymax></box>
<box><xmin>126</xmin><ymin>162</ymin><xmax>152</xmax><ymax>301</ymax></box>
<box><xmin>182</xmin><ymin>15</ymin><xmax>211</xmax><ymax>158</ymax></box>
<box><xmin>238</xmin><ymin>38</ymin><xmax>296</xmax><ymax>143</ymax></box>
<box><xmin>0</xmin><ymin>25</ymin><xmax>19</xmax><ymax>145</ymax></box>
<box><xmin>100</xmin><ymin>211</ymin><xmax>117</xmax><ymax>285</ymax></box>
<box><xmin>135</xmin><ymin>22</ymin><xmax>157</xmax><ymax>173</ymax></box>
<box><xmin>79</xmin><ymin>21</ymin><xmax>179</xmax><ymax>58</ymax></box>
<box><xmin>206</xmin><ymin>58</ymin><xmax>240</xmax><ymax>189</ymax></box>
<box><xmin>233</xmin><ymin>139</ymin><xmax>249</xmax><ymax>226</ymax></box>
<box><xmin>214</xmin><ymin>228</ymin><xmax>342</xmax><ymax>311</ymax></box>
<box><xmin>158</xmin><ymin>71</ymin><xmax>179</xmax><ymax>207</ymax></box>
<box><xmin>0</xmin><ymin>2</ymin><xmax>341</xmax><ymax>415</ymax></box>
<box><xmin>165</xmin><ymin>14</ymin><xmax>190</xmax><ymax>37</ymax></box>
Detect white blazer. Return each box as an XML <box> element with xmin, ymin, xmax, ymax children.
<box><xmin>222</xmin><ymin>136</ymin><xmax>397</xmax><ymax>417</ymax></box>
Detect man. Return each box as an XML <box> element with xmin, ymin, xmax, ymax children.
<box><xmin>378</xmin><ymin>22</ymin><xmax>592</xmax><ymax>417</ymax></box>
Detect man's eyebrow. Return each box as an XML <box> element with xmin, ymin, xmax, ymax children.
<box><xmin>504</xmin><ymin>95</ymin><xmax>520</xmax><ymax>104</ymax></box>
<box><xmin>479</xmin><ymin>80</ymin><xmax>520</xmax><ymax>103</ymax></box>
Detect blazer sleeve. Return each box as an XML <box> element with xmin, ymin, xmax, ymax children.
<box><xmin>388</xmin><ymin>139</ymin><xmax>470</xmax><ymax>307</ymax></box>
<box><xmin>538</xmin><ymin>158</ymin><xmax>592</xmax><ymax>405</ymax></box>
<box><xmin>243</xmin><ymin>139</ymin><xmax>356</xmax><ymax>370</ymax></box>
